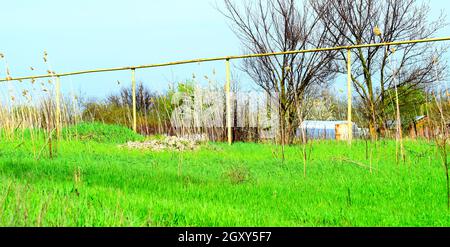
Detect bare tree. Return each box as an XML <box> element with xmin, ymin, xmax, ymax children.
<box><xmin>310</xmin><ymin>0</ymin><xmax>448</xmax><ymax>139</ymax></box>
<box><xmin>107</xmin><ymin>82</ymin><xmax>155</xmax><ymax>112</ymax></box>
<box><xmin>220</xmin><ymin>0</ymin><xmax>339</xmax><ymax>145</ymax></box>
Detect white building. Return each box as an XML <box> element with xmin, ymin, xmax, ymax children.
<box><xmin>296</xmin><ymin>120</ymin><xmax>366</xmax><ymax>140</ymax></box>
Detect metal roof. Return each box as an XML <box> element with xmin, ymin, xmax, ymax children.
<box><xmin>415</xmin><ymin>115</ymin><xmax>426</xmax><ymax>121</ymax></box>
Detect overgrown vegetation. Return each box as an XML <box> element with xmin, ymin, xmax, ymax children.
<box><xmin>62</xmin><ymin>122</ymin><xmax>144</xmax><ymax>144</ymax></box>
<box><xmin>0</xmin><ymin>0</ymin><xmax>449</xmax><ymax>228</ymax></box>
<box><xmin>0</xmin><ymin>134</ymin><xmax>449</xmax><ymax>226</ymax></box>
<box><xmin>82</xmin><ymin>82</ymin><xmax>175</xmax><ymax>135</ymax></box>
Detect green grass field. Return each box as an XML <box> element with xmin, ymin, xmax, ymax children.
<box><xmin>0</xmin><ymin>123</ymin><xmax>449</xmax><ymax>226</ymax></box>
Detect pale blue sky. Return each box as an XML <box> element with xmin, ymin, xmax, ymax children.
<box><xmin>1</xmin><ymin>0</ymin><xmax>449</xmax><ymax>102</ymax></box>
<box><xmin>1</xmin><ymin>0</ymin><xmax>242</xmax><ymax>101</ymax></box>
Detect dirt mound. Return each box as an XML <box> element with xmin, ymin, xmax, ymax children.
<box><xmin>121</xmin><ymin>134</ymin><xmax>207</xmax><ymax>151</ymax></box>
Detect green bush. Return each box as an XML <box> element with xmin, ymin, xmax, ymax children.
<box><xmin>62</xmin><ymin>122</ymin><xmax>144</xmax><ymax>144</ymax></box>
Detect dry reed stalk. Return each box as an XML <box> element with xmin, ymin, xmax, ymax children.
<box><xmin>432</xmin><ymin>90</ymin><xmax>449</xmax><ymax>210</ymax></box>
<box><xmin>302</xmin><ymin>139</ymin><xmax>307</xmax><ymax>178</ymax></box>
<box><xmin>0</xmin><ymin>181</ymin><xmax>13</xmax><ymax>220</ymax></box>
<box><xmin>334</xmin><ymin>157</ymin><xmax>377</xmax><ymax>172</ymax></box>
<box><xmin>369</xmin><ymin>141</ymin><xmax>373</xmax><ymax>174</ymax></box>
<box><xmin>37</xmin><ymin>194</ymin><xmax>52</xmax><ymax>227</ymax></box>
<box><xmin>390</xmin><ymin>51</ymin><xmax>405</xmax><ymax>165</ymax></box>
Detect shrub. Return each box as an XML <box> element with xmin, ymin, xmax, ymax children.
<box><xmin>224</xmin><ymin>165</ymin><xmax>251</xmax><ymax>184</ymax></box>
<box><xmin>82</xmin><ymin>103</ymin><xmax>131</xmax><ymax>127</ymax></box>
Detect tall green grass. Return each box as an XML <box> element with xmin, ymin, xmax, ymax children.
<box><xmin>0</xmin><ymin>126</ymin><xmax>449</xmax><ymax>226</ymax></box>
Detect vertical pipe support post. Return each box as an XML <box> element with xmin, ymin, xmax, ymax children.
<box><xmin>347</xmin><ymin>49</ymin><xmax>353</xmax><ymax>144</ymax></box>
<box><xmin>225</xmin><ymin>59</ymin><xmax>232</xmax><ymax>145</ymax></box>
<box><xmin>55</xmin><ymin>76</ymin><xmax>62</xmax><ymax>139</ymax></box>
<box><xmin>131</xmin><ymin>68</ymin><xmax>137</xmax><ymax>133</ymax></box>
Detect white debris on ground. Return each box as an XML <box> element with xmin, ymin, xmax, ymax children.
<box><xmin>120</xmin><ymin>134</ymin><xmax>208</xmax><ymax>151</ymax></box>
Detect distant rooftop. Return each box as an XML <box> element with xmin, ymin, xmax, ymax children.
<box><xmin>415</xmin><ymin>115</ymin><xmax>426</xmax><ymax>121</ymax></box>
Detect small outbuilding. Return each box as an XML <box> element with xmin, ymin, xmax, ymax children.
<box><xmin>409</xmin><ymin>115</ymin><xmax>431</xmax><ymax>139</ymax></box>
<box><xmin>296</xmin><ymin>120</ymin><xmax>364</xmax><ymax>140</ymax></box>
